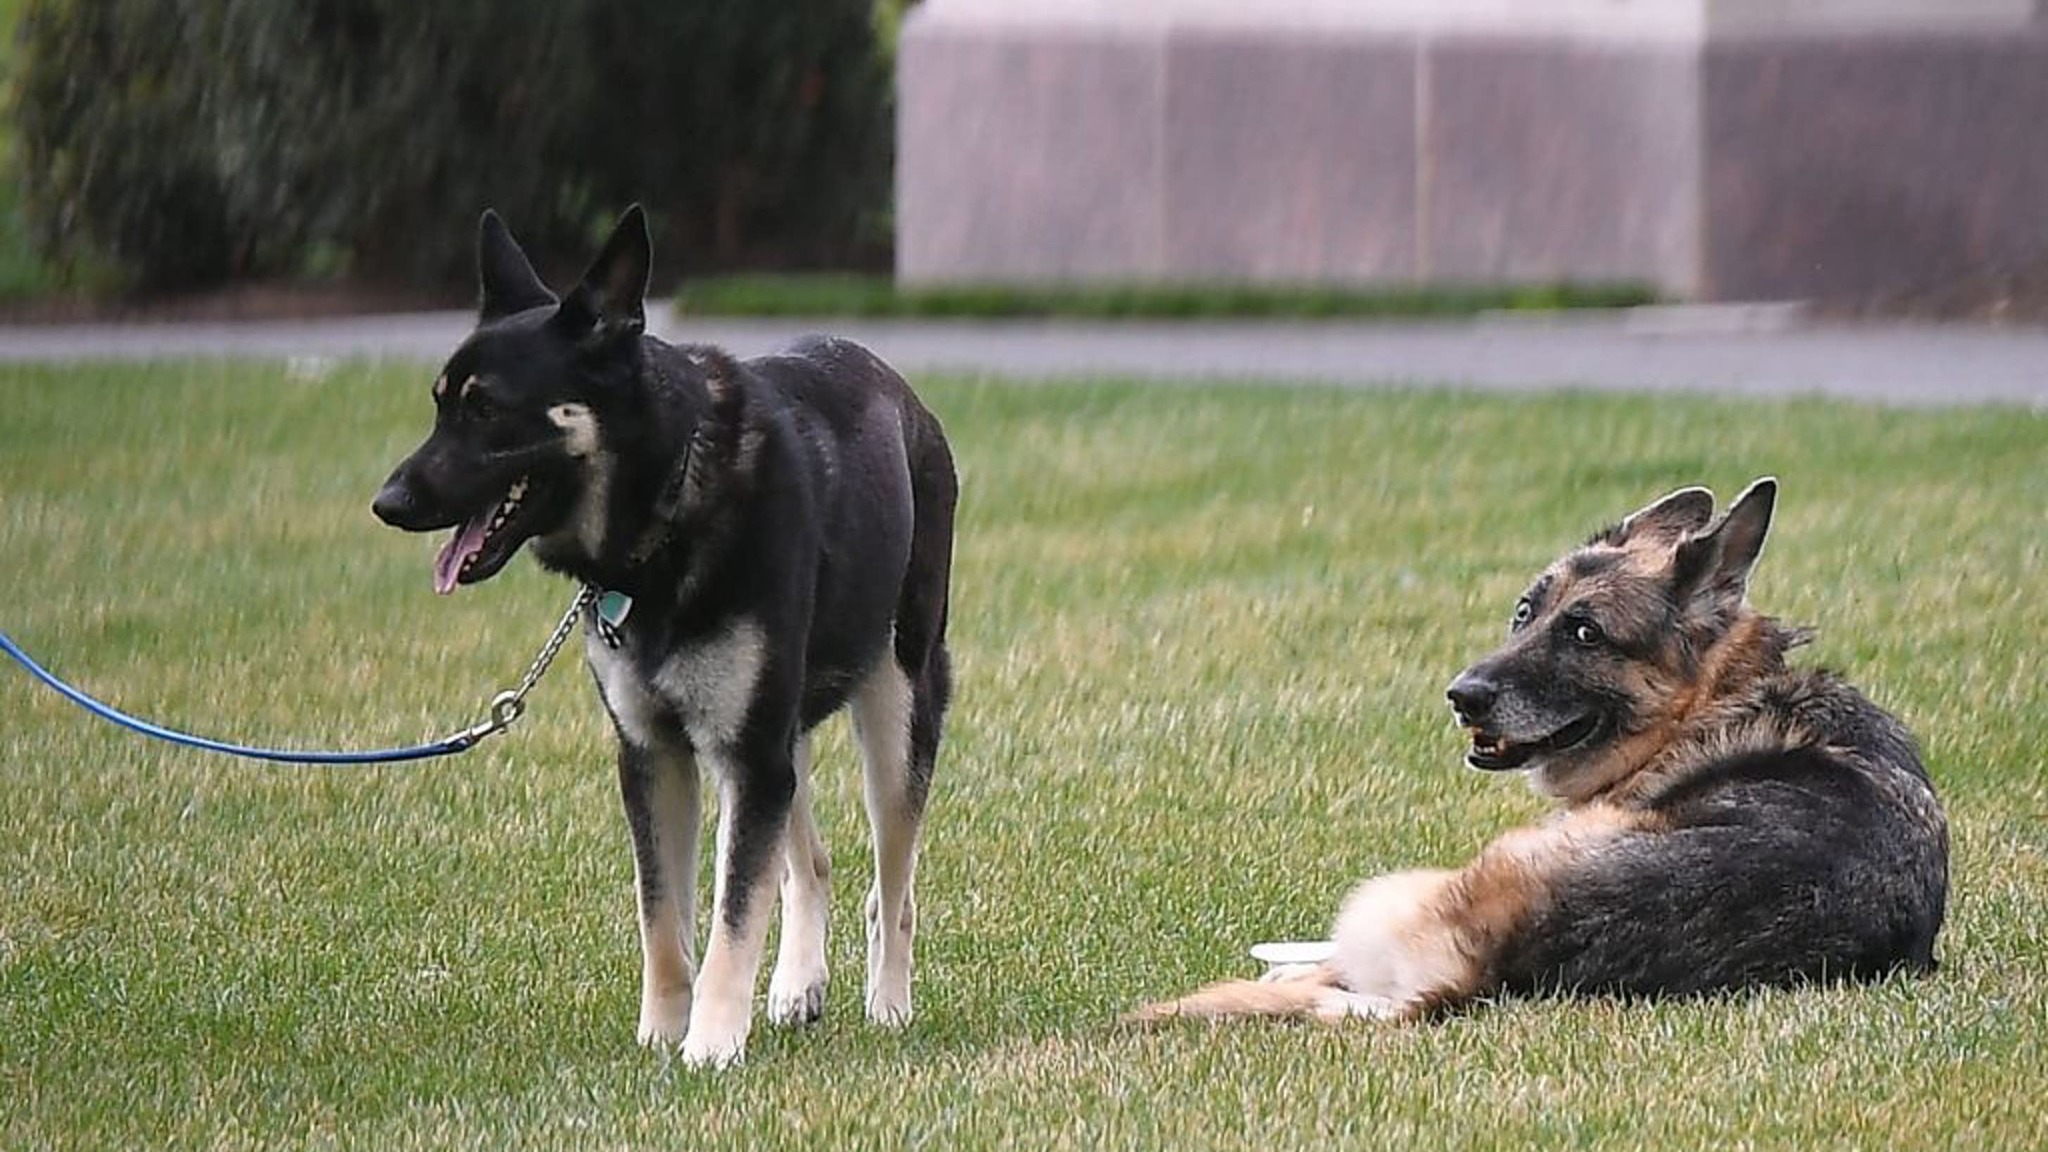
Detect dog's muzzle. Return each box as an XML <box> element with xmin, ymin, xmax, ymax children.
<box><xmin>371</xmin><ymin>478</ymin><xmax>422</xmax><ymax>530</ymax></box>
<box><xmin>1446</xmin><ymin>671</ymin><xmax>1498</xmax><ymax>728</ymax></box>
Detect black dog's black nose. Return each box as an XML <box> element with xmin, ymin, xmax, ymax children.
<box><xmin>1446</xmin><ymin>674</ymin><xmax>1498</xmax><ymax>725</ymax></box>
<box><xmin>372</xmin><ymin>478</ymin><xmax>419</xmax><ymax>529</ymax></box>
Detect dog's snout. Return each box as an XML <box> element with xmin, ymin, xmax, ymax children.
<box><xmin>1447</xmin><ymin>673</ymin><xmax>1499</xmax><ymax>725</ymax></box>
<box><xmin>371</xmin><ymin>477</ymin><xmax>413</xmax><ymax>527</ymax></box>
<box><xmin>372</xmin><ymin>465</ymin><xmax>441</xmax><ymax>531</ymax></box>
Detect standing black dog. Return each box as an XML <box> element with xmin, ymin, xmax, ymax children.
<box><xmin>373</xmin><ymin>207</ymin><xmax>956</xmax><ymax>1067</ymax></box>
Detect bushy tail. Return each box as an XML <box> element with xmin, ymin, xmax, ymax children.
<box><xmin>1125</xmin><ymin>966</ymin><xmax>1364</xmax><ymax>1026</ymax></box>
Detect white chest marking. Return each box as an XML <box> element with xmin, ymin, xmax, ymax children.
<box><xmin>654</xmin><ymin>619</ymin><xmax>768</xmax><ymax>753</ymax></box>
<box><xmin>587</xmin><ymin>634</ymin><xmax>664</xmax><ymax>748</ymax></box>
<box><xmin>586</xmin><ymin>619</ymin><xmax>769</xmax><ymax>754</ymax></box>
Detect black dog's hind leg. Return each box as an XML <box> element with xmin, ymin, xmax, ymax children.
<box><xmin>682</xmin><ymin>732</ymin><xmax>796</xmax><ymax>1067</ymax></box>
<box><xmin>768</xmin><ymin>733</ymin><xmax>832</xmax><ymax>1026</ymax></box>
<box><xmin>857</xmin><ymin>423</ymin><xmax>954</xmax><ymax>1027</ymax></box>
<box><xmin>852</xmin><ymin>636</ymin><xmax>949</xmax><ymax>1026</ymax></box>
<box><xmin>852</xmin><ymin>658</ymin><xmax>919</xmax><ymax>1026</ymax></box>
<box><xmin>619</xmin><ymin>736</ymin><xmax>701</xmax><ymax>1048</ymax></box>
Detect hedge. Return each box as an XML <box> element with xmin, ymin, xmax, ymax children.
<box><xmin>12</xmin><ymin>0</ymin><xmax>893</xmax><ymax>292</ymax></box>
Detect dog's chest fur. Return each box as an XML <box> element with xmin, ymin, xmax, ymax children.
<box><xmin>586</xmin><ymin>619</ymin><xmax>768</xmax><ymax>754</ymax></box>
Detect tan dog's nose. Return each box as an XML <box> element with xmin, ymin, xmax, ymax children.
<box><xmin>1446</xmin><ymin>674</ymin><xmax>1498</xmax><ymax>726</ymax></box>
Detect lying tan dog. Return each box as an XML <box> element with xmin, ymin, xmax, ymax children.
<box><xmin>1133</xmin><ymin>479</ymin><xmax>1948</xmax><ymax>1024</ymax></box>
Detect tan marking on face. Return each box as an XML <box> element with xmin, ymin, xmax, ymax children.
<box><xmin>431</xmin><ymin>373</ymin><xmax>449</xmax><ymax>398</ymax></box>
<box><xmin>1508</xmin><ymin>543</ymin><xmax>1717</xmax><ymax>804</ymax></box>
<box><xmin>459</xmin><ymin>374</ymin><xmax>480</xmax><ymax>399</ymax></box>
<box><xmin>1582</xmin><ymin>611</ymin><xmax>1789</xmax><ymax>806</ymax></box>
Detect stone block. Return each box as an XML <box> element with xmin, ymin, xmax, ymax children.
<box><xmin>897</xmin><ymin>0</ymin><xmax>2048</xmax><ymax>300</ymax></box>
<box><xmin>898</xmin><ymin>27</ymin><xmax>1166</xmax><ymax>281</ymax></box>
<box><xmin>1424</xmin><ymin>38</ymin><xmax>1700</xmax><ymax>286</ymax></box>
<box><xmin>1160</xmin><ymin>31</ymin><xmax>1417</xmax><ymax>281</ymax></box>
<box><xmin>1702</xmin><ymin>30</ymin><xmax>2048</xmax><ymax>299</ymax></box>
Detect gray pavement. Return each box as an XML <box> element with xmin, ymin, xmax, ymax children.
<box><xmin>3</xmin><ymin>307</ymin><xmax>2047</xmax><ymax>408</ymax></box>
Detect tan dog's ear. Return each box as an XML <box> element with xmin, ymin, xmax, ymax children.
<box><xmin>1611</xmin><ymin>485</ymin><xmax>1716</xmax><ymax>546</ymax></box>
<box><xmin>1673</xmin><ymin>477</ymin><xmax>1777</xmax><ymax>610</ymax></box>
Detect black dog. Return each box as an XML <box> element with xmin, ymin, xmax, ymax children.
<box><xmin>373</xmin><ymin>207</ymin><xmax>956</xmax><ymax>1067</ymax></box>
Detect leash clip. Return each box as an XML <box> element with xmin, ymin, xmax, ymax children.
<box><xmin>450</xmin><ymin>690</ymin><xmax>527</xmax><ymax>749</ymax></box>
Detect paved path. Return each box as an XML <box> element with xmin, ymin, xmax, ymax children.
<box><xmin>4</xmin><ymin>308</ymin><xmax>2046</xmax><ymax>408</ymax></box>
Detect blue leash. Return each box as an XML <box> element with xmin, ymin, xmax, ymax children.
<box><xmin>1</xmin><ymin>587</ymin><xmax>592</xmax><ymax>765</ymax></box>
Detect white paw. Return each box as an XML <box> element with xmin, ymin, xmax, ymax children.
<box><xmin>863</xmin><ymin>888</ymin><xmax>915</xmax><ymax>1027</ymax></box>
<box><xmin>767</xmin><ymin>968</ymin><xmax>829</xmax><ymax>1027</ymax></box>
<box><xmin>1313</xmin><ymin>990</ymin><xmax>1402</xmax><ymax>1023</ymax></box>
<box><xmin>678</xmin><ymin>1025</ymin><xmax>749</xmax><ymax>1069</ymax></box>
<box><xmin>636</xmin><ymin>995</ymin><xmax>691</xmax><ymax>1048</ymax></box>
<box><xmin>679</xmin><ymin>991</ymin><xmax>754</xmax><ymax>1069</ymax></box>
<box><xmin>865</xmin><ymin>968</ymin><xmax>914</xmax><ymax>1028</ymax></box>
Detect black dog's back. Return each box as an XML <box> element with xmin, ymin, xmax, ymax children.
<box><xmin>734</xmin><ymin>335</ymin><xmax>956</xmax><ymax>736</ymax></box>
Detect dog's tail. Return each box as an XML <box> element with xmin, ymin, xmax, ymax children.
<box><xmin>1125</xmin><ymin>965</ymin><xmax>1371</xmax><ymax>1027</ymax></box>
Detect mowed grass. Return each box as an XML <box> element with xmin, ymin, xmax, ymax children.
<box><xmin>1</xmin><ymin>361</ymin><xmax>2044</xmax><ymax>1150</ymax></box>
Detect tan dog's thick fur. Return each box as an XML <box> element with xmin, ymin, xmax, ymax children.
<box><xmin>1134</xmin><ymin>479</ymin><xmax>1948</xmax><ymax>1024</ymax></box>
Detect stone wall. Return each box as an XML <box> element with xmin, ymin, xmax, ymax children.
<box><xmin>897</xmin><ymin>0</ymin><xmax>2048</xmax><ymax>301</ymax></box>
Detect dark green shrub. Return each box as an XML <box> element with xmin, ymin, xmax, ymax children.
<box><xmin>15</xmin><ymin>0</ymin><xmax>235</xmax><ymax>290</ymax></box>
<box><xmin>11</xmin><ymin>0</ymin><xmax>893</xmax><ymax>292</ymax></box>
<box><xmin>580</xmin><ymin>0</ymin><xmax>893</xmax><ymax>272</ymax></box>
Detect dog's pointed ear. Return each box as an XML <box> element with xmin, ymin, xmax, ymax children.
<box><xmin>1673</xmin><ymin>477</ymin><xmax>1777</xmax><ymax>610</ymax></box>
<box><xmin>1612</xmin><ymin>486</ymin><xmax>1716</xmax><ymax>546</ymax></box>
<box><xmin>555</xmin><ymin>205</ymin><xmax>651</xmax><ymax>344</ymax></box>
<box><xmin>477</xmin><ymin>210</ymin><xmax>557</xmax><ymax>320</ymax></box>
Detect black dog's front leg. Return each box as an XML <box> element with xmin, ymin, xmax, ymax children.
<box><xmin>679</xmin><ymin>735</ymin><xmax>796</xmax><ymax>1068</ymax></box>
<box><xmin>619</xmin><ymin>736</ymin><xmax>701</xmax><ymax>1048</ymax></box>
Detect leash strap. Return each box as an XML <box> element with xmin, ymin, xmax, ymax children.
<box><xmin>0</xmin><ymin>586</ymin><xmax>594</xmax><ymax>766</ymax></box>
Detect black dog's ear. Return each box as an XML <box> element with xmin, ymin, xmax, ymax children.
<box><xmin>477</xmin><ymin>210</ymin><xmax>557</xmax><ymax>320</ymax></box>
<box><xmin>1612</xmin><ymin>485</ymin><xmax>1716</xmax><ymax>546</ymax></box>
<box><xmin>555</xmin><ymin>205</ymin><xmax>651</xmax><ymax>344</ymax></box>
<box><xmin>1673</xmin><ymin>477</ymin><xmax>1777</xmax><ymax>611</ymax></box>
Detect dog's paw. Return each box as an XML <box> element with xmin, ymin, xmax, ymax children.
<box><xmin>636</xmin><ymin>995</ymin><xmax>692</xmax><ymax>1049</ymax></box>
<box><xmin>863</xmin><ymin>888</ymin><xmax>915</xmax><ymax>1028</ymax></box>
<box><xmin>767</xmin><ymin>972</ymin><xmax>828</xmax><ymax>1027</ymax></box>
<box><xmin>678</xmin><ymin>991</ymin><xmax>754</xmax><ymax>1069</ymax></box>
<box><xmin>1312</xmin><ymin>990</ymin><xmax>1403</xmax><ymax>1024</ymax></box>
<box><xmin>864</xmin><ymin>980</ymin><xmax>913</xmax><ymax>1029</ymax></box>
<box><xmin>678</xmin><ymin>1027</ymin><xmax>749</xmax><ymax>1070</ymax></box>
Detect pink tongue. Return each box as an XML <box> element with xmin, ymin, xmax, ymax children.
<box><xmin>433</xmin><ymin>512</ymin><xmax>493</xmax><ymax>595</ymax></box>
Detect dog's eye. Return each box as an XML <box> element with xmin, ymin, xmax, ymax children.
<box><xmin>1511</xmin><ymin>599</ymin><xmax>1534</xmax><ymax>631</ymax></box>
<box><xmin>1571</xmin><ymin>620</ymin><xmax>1604</xmax><ymax>647</ymax></box>
<box><xmin>465</xmin><ymin>392</ymin><xmax>499</xmax><ymax>421</ymax></box>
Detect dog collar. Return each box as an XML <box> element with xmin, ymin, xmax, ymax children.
<box><xmin>625</xmin><ymin>436</ymin><xmax>696</xmax><ymax>568</ymax></box>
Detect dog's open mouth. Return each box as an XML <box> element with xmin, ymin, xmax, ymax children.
<box><xmin>433</xmin><ymin>476</ymin><xmax>532</xmax><ymax>594</ymax></box>
<box><xmin>1465</xmin><ymin>713</ymin><xmax>1605</xmax><ymax>771</ymax></box>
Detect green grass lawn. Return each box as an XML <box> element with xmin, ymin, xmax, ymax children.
<box><xmin>2</xmin><ymin>363</ymin><xmax>2044</xmax><ymax>1149</ymax></box>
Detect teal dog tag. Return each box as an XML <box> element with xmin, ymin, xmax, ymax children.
<box><xmin>595</xmin><ymin>590</ymin><xmax>633</xmax><ymax>648</ymax></box>
<box><xmin>597</xmin><ymin>590</ymin><xmax>633</xmax><ymax>628</ymax></box>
